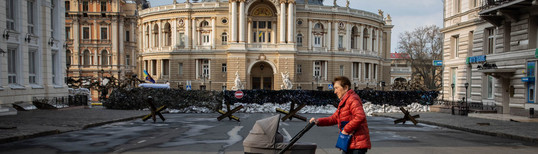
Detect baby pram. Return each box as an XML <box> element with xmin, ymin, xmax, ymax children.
<box><xmin>243</xmin><ymin>115</ymin><xmax>317</xmax><ymax>154</ymax></box>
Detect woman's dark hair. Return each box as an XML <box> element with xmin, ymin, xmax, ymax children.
<box><xmin>333</xmin><ymin>76</ymin><xmax>351</xmax><ymax>89</ymax></box>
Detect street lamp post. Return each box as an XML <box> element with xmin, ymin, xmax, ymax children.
<box><xmin>465</xmin><ymin>82</ymin><xmax>469</xmax><ymax>115</ymax></box>
<box><xmin>451</xmin><ymin>83</ymin><xmax>455</xmax><ymax>115</ymax></box>
<box><xmin>200</xmin><ymin>73</ymin><xmax>209</xmax><ymax>90</ymax></box>
<box><xmin>99</xmin><ymin>69</ymin><xmax>104</xmax><ymax>101</ymax></box>
<box><xmin>313</xmin><ymin>75</ymin><xmax>322</xmax><ymax>91</ymax></box>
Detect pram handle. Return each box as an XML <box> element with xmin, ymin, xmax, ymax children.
<box><xmin>278</xmin><ymin>122</ymin><xmax>316</xmax><ymax>154</ymax></box>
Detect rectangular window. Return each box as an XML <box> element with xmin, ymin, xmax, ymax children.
<box><xmin>487</xmin><ymin>75</ymin><xmax>494</xmax><ymax>99</ymax></box>
<box><xmin>365</xmin><ymin>63</ymin><xmax>370</xmax><ymax>79</ymax></box>
<box><xmin>29</xmin><ymin>49</ymin><xmax>37</xmax><ymax>84</ymax></box>
<box><xmin>222</xmin><ymin>63</ymin><xmax>227</xmax><ymax>72</ymax></box>
<box><xmin>65</xmin><ymin>1</ymin><xmax>70</xmax><ymax>11</ymax></box>
<box><xmin>454</xmin><ymin>0</ymin><xmax>461</xmax><ymax>13</ymax></box>
<box><xmin>101</xmin><ymin>27</ymin><xmax>108</xmax><ymax>40</ymax></box>
<box><xmin>202</xmin><ymin>35</ymin><xmax>210</xmax><ymax>45</ymax></box>
<box><xmin>126</xmin><ymin>31</ymin><xmax>130</xmax><ymax>42</ymax></box>
<box><xmin>83</xmin><ymin>1</ymin><xmax>89</xmax><ymax>11</ymax></box>
<box><xmin>66</xmin><ymin>27</ymin><xmax>71</xmax><ymax>40</ymax></box>
<box><xmin>179</xmin><ymin>33</ymin><xmax>186</xmax><ymax>47</ymax></box>
<box><xmin>338</xmin><ymin>35</ymin><xmax>344</xmax><ymax>49</ymax></box>
<box><xmin>6</xmin><ymin>0</ymin><xmax>15</xmax><ymax>30</ymax></box>
<box><xmin>144</xmin><ymin>60</ymin><xmax>148</xmax><ymax>72</ymax></box>
<box><xmin>202</xmin><ymin>60</ymin><xmax>210</xmax><ymax>76</ymax></box>
<box><xmin>296</xmin><ymin>64</ymin><xmax>302</xmax><ymax>74</ymax></box>
<box><xmin>453</xmin><ymin>35</ymin><xmax>459</xmax><ymax>57</ymax></box>
<box><xmin>267</xmin><ymin>21</ymin><xmax>272</xmax><ymax>29</ymax></box>
<box><xmin>163</xmin><ymin>59</ymin><xmax>169</xmax><ymax>76</ymax></box>
<box><xmin>221</xmin><ymin>33</ymin><xmax>227</xmax><ymax>45</ymax></box>
<box><xmin>52</xmin><ymin>51</ymin><xmax>58</xmax><ymax>85</ymax></box>
<box><xmin>51</xmin><ymin>0</ymin><xmax>55</xmax><ymax>37</ymax></box>
<box><xmin>373</xmin><ymin>64</ymin><xmax>377</xmax><ymax>79</ymax></box>
<box><xmin>258</xmin><ymin>31</ymin><xmax>265</xmax><ymax>43</ymax></box>
<box><xmin>101</xmin><ymin>1</ymin><xmax>107</xmax><ymax>12</ymax></box>
<box><xmin>486</xmin><ymin>28</ymin><xmax>495</xmax><ymax>54</ymax></box>
<box><xmin>314</xmin><ymin>61</ymin><xmax>321</xmax><ymax>77</ymax></box>
<box><xmin>27</xmin><ymin>0</ymin><xmax>35</xmax><ymax>34</ymax></box>
<box><xmin>297</xmin><ymin>34</ymin><xmax>303</xmax><ymax>46</ymax></box>
<box><xmin>8</xmin><ymin>48</ymin><xmax>18</xmax><ymax>84</ymax></box>
<box><xmin>340</xmin><ymin>65</ymin><xmax>344</xmax><ymax>76</ymax></box>
<box><xmin>259</xmin><ymin>21</ymin><xmax>266</xmax><ymax>28</ymax></box>
<box><xmin>83</xmin><ymin>27</ymin><xmax>90</xmax><ymax>39</ymax></box>
<box><xmin>125</xmin><ymin>55</ymin><xmax>130</xmax><ymax>66</ymax></box>
<box><xmin>353</xmin><ymin>62</ymin><xmax>360</xmax><ymax>79</ymax></box>
<box><xmin>152</xmin><ymin>60</ymin><xmax>157</xmax><ymax>76</ymax></box>
<box><xmin>314</xmin><ymin>36</ymin><xmax>322</xmax><ymax>47</ymax></box>
<box><xmin>178</xmin><ymin>63</ymin><xmax>183</xmax><ymax>75</ymax></box>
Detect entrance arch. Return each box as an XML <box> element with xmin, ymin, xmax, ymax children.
<box><xmin>249</xmin><ymin>61</ymin><xmax>275</xmax><ymax>90</ymax></box>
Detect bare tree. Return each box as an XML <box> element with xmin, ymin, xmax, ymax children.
<box><xmin>397</xmin><ymin>25</ymin><xmax>443</xmax><ymax>90</ymax></box>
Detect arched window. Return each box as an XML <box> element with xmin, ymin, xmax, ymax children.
<box><xmin>363</xmin><ymin>28</ymin><xmax>369</xmax><ymax>50</ymax></box>
<box><xmin>83</xmin><ymin>50</ymin><xmax>91</xmax><ymax>67</ymax></box>
<box><xmin>200</xmin><ymin>21</ymin><xmax>209</xmax><ymax>27</ymax></box>
<box><xmin>101</xmin><ymin>50</ymin><xmax>108</xmax><ymax>67</ymax></box>
<box><xmin>221</xmin><ymin>32</ymin><xmax>228</xmax><ymax>45</ymax></box>
<box><xmin>297</xmin><ymin>34</ymin><xmax>303</xmax><ymax>46</ymax></box>
<box><xmin>313</xmin><ymin>23</ymin><xmax>324</xmax><ymax>47</ymax></box>
<box><xmin>372</xmin><ymin>29</ymin><xmax>376</xmax><ymax>52</ymax></box>
<box><xmin>153</xmin><ymin>24</ymin><xmax>159</xmax><ymax>47</ymax></box>
<box><xmin>145</xmin><ymin>25</ymin><xmax>149</xmax><ymax>48</ymax></box>
<box><xmin>351</xmin><ymin>26</ymin><xmax>358</xmax><ymax>49</ymax></box>
<box><xmin>252</xmin><ymin>20</ymin><xmax>273</xmax><ymax>43</ymax></box>
<box><xmin>66</xmin><ymin>50</ymin><xmax>72</xmax><ymax>66</ymax></box>
<box><xmin>164</xmin><ymin>22</ymin><xmax>171</xmax><ymax>46</ymax></box>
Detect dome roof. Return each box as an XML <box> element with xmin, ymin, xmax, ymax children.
<box><xmin>296</xmin><ymin>0</ymin><xmax>324</xmax><ymax>5</ymax></box>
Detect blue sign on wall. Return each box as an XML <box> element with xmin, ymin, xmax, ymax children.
<box><xmin>522</xmin><ymin>77</ymin><xmax>535</xmax><ymax>82</ymax></box>
<box><xmin>433</xmin><ymin>60</ymin><xmax>443</xmax><ymax>66</ymax></box>
<box><xmin>467</xmin><ymin>55</ymin><xmax>487</xmax><ymax>64</ymax></box>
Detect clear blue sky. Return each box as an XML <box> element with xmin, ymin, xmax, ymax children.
<box><xmin>147</xmin><ymin>0</ymin><xmax>444</xmax><ymax>53</ymax></box>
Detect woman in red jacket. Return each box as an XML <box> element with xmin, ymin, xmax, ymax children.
<box><xmin>310</xmin><ymin>76</ymin><xmax>371</xmax><ymax>154</ymax></box>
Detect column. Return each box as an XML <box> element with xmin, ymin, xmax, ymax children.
<box><xmin>119</xmin><ymin>19</ymin><xmax>124</xmax><ymax>68</ymax></box>
<box><xmin>172</xmin><ymin>19</ymin><xmax>177</xmax><ymax>47</ymax></box>
<box><xmin>112</xmin><ymin>20</ymin><xmax>119</xmax><ymax>65</ymax></box>
<box><xmin>308</xmin><ymin>20</ymin><xmax>312</xmax><ymax>50</ymax></box>
<box><xmin>280</xmin><ymin>1</ymin><xmax>287</xmax><ymax>43</ymax></box>
<box><xmin>212</xmin><ymin>17</ymin><xmax>216</xmax><ymax>49</ymax></box>
<box><xmin>247</xmin><ymin>21</ymin><xmax>252</xmax><ymax>44</ymax></box>
<box><xmin>272</xmin><ymin>21</ymin><xmax>277</xmax><ymax>44</ymax></box>
<box><xmin>345</xmin><ymin>23</ymin><xmax>350</xmax><ymax>50</ymax></box>
<box><xmin>149</xmin><ymin>23</ymin><xmax>153</xmax><ymax>48</ymax></box>
<box><xmin>239</xmin><ymin>0</ymin><xmax>246</xmax><ymax>43</ymax></box>
<box><xmin>192</xmin><ymin>18</ymin><xmax>197</xmax><ymax>47</ymax></box>
<box><xmin>359</xmin><ymin>25</ymin><xmax>363</xmax><ymax>51</ymax></box>
<box><xmin>327</xmin><ymin>21</ymin><xmax>331</xmax><ymax>50</ymax></box>
<box><xmin>185</xmin><ymin>18</ymin><xmax>190</xmax><ymax>49</ymax></box>
<box><xmin>287</xmin><ymin>2</ymin><xmax>295</xmax><ymax>43</ymax></box>
<box><xmin>73</xmin><ymin>19</ymin><xmax>80</xmax><ymax>65</ymax></box>
<box><xmin>368</xmin><ymin>27</ymin><xmax>372</xmax><ymax>51</ymax></box>
<box><xmin>231</xmin><ymin>0</ymin><xmax>237</xmax><ymax>42</ymax></box>
<box><xmin>333</xmin><ymin>22</ymin><xmax>338</xmax><ymax>51</ymax></box>
<box><xmin>158</xmin><ymin>21</ymin><xmax>163</xmax><ymax>48</ymax></box>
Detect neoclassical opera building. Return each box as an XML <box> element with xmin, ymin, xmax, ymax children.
<box><xmin>138</xmin><ymin>0</ymin><xmax>393</xmax><ymax>90</ymax></box>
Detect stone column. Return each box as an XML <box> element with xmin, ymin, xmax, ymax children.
<box><xmin>287</xmin><ymin>1</ymin><xmax>295</xmax><ymax>43</ymax></box>
<box><xmin>345</xmin><ymin>23</ymin><xmax>350</xmax><ymax>51</ymax></box>
<box><xmin>158</xmin><ymin>21</ymin><xmax>163</xmax><ymax>48</ymax></box>
<box><xmin>333</xmin><ymin>22</ymin><xmax>338</xmax><ymax>51</ymax></box>
<box><xmin>231</xmin><ymin>0</ymin><xmax>237</xmax><ymax>42</ymax></box>
<box><xmin>247</xmin><ymin>20</ymin><xmax>252</xmax><ymax>44</ymax></box>
<box><xmin>280</xmin><ymin>1</ymin><xmax>287</xmax><ymax>43</ymax></box>
<box><xmin>308</xmin><ymin>20</ymin><xmax>312</xmax><ymax>50</ymax></box>
<box><xmin>185</xmin><ymin>18</ymin><xmax>190</xmax><ymax>49</ymax></box>
<box><xmin>359</xmin><ymin>25</ymin><xmax>364</xmax><ymax>51</ymax></box>
<box><xmin>368</xmin><ymin>28</ymin><xmax>372</xmax><ymax>51</ymax></box>
<box><xmin>119</xmin><ymin>19</ymin><xmax>124</xmax><ymax>68</ymax></box>
<box><xmin>272</xmin><ymin>21</ymin><xmax>277</xmax><ymax>44</ymax></box>
<box><xmin>73</xmin><ymin>19</ymin><xmax>80</xmax><ymax>66</ymax></box>
<box><xmin>327</xmin><ymin>21</ymin><xmax>331</xmax><ymax>50</ymax></box>
<box><xmin>192</xmin><ymin>18</ymin><xmax>197</xmax><ymax>47</ymax></box>
<box><xmin>112</xmin><ymin>20</ymin><xmax>119</xmax><ymax>66</ymax></box>
<box><xmin>172</xmin><ymin>19</ymin><xmax>177</xmax><ymax>47</ymax></box>
<box><xmin>212</xmin><ymin>17</ymin><xmax>216</xmax><ymax>49</ymax></box>
<box><xmin>239</xmin><ymin>0</ymin><xmax>246</xmax><ymax>43</ymax></box>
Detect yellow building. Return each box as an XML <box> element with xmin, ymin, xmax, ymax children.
<box><xmin>138</xmin><ymin>0</ymin><xmax>393</xmax><ymax>90</ymax></box>
<box><xmin>65</xmin><ymin>0</ymin><xmax>138</xmax><ymax>100</ymax></box>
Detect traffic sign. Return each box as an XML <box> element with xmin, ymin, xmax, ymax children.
<box><xmin>186</xmin><ymin>85</ymin><xmax>192</xmax><ymax>90</ymax></box>
<box><xmin>235</xmin><ymin>91</ymin><xmax>244</xmax><ymax>99</ymax></box>
<box><xmin>328</xmin><ymin>84</ymin><xmax>334</xmax><ymax>90</ymax></box>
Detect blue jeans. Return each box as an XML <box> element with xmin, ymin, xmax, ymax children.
<box><xmin>342</xmin><ymin>148</ymin><xmax>367</xmax><ymax>154</ymax></box>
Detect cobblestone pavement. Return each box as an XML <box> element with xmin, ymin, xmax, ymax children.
<box><xmin>373</xmin><ymin>112</ymin><xmax>538</xmax><ymax>143</ymax></box>
<box><xmin>0</xmin><ymin>107</ymin><xmax>147</xmax><ymax>143</ymax></box>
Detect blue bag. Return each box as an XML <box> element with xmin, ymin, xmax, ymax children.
<box><xmin>335</xmin><ymin>121</ymin><xmax>352</xmax><ymax>152</ymax></box>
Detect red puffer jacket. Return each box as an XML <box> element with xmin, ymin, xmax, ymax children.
<box><xmin>317</xmin><ymin>90</ymin><xmax>371</xmax><ymax>149</ymax></box>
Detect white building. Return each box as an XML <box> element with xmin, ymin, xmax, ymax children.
<box><xmin>0</xmin><ymin>0</ymin><xmax>67</xmax><ymax>106</ymax></box>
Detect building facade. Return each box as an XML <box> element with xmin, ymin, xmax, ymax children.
<box><xmin>390</xmin><ymin>53</ymin><xmax>411</xmax><ymax>84</ymax></box>
<box><xmin>0</xmin><ymin>0</ymin><xmax>67</xmax><ymax>105</ymax></box>
<box><xmin>65</xmin><ymin>0</ymin><xmax>138</xmax><ymax>101</ymax></box>
<box><xmin>137</xmin><ymin>0</ymin><xmax>393</xmax><ymax>91</ymax></box>
<box><xmin>442</xmin><ymin>0</ymin><xmax>538</xmax><ymax>116</ymax></box>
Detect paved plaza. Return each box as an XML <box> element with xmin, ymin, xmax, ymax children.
<box><xmin>1</xmin><ymin>109</ymin><xmax>538</xmax><ymax>154</ymax></box>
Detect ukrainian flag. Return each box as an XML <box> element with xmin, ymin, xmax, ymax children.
<box><xmin>143</xmin><ymin>70</ymin><xmax>155</xmax><ymax>83</ymax></box>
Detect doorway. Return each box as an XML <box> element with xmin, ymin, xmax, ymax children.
<box><xmin>250</xmin><ymin>61</ymin><xmax>273</xmax><ymax>90</ymax></box>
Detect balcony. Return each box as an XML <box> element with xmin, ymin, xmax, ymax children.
<box><xmin>479</xmin><ymin>0</ymin><xmax>534</xmax><ymax>27</ymax></box>
<box><xmin>81</xmin><ymin>39</ymin><xmax>112</xmax><ymax>45</ymax></box>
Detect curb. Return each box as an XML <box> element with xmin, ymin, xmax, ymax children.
<box><xmin>373</xmin><ymin>114</ymin><xmax>538</xmax><ymax>143</ymax></box>
<box><xmin>0</xmin><ymin>115</ymin><xmax>145</xmax><ymax>144</ymax></box>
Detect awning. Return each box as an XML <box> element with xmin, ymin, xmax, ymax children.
<box><xmin>477</xmin><ymin>68</ymin><xmax>515</xmax><ymax>78</ymax></box>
